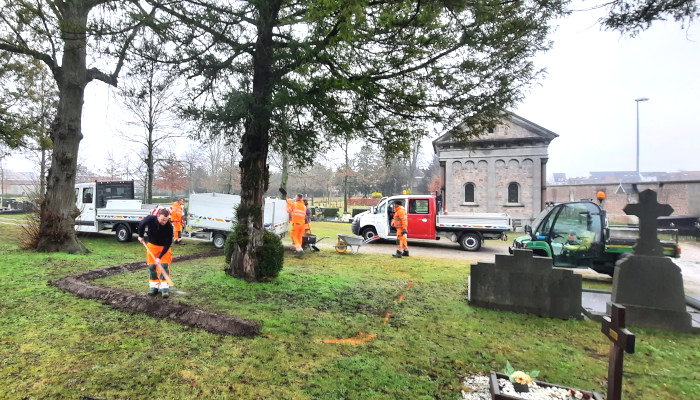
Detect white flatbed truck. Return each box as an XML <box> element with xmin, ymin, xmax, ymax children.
<box><xmin>74</xmin><ymin>180</ymin><xmax>156</xmax><ymax>242</ymax></box>
<box><xmin>352</xmin><ymin>194</ymin><xmax>512</xmax><ymax>251</ymax></box>
<box><xmin>186</xmin><ymin>192</ymin><xmax>289</xmax><ymax>248</ymax></box>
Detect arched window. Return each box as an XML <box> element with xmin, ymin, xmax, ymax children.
<box><xmin>464</xmin><ymin>183</ymin><xmax>475</xmax><ymax>203</ymax></box>
<box><xmin>507</xmin><ymin>182</ymin><xmax>519</xmax><ymax>203</ymax></box>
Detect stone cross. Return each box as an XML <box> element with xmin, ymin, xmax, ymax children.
<box><xmin>623</xmin><ymin>189</ymin><xmax>673</xmax><ymax>256</ymax></box>
<box><xmin>601</xmin><ymin>304</ymin><xmax>635</xmax><ymax>400</ymax></box>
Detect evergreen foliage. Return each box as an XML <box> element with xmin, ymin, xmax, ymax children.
<box><xmin>225</xmin><ymin>225</ymin><xmax>284</xmax><ymax>281</ymax></box>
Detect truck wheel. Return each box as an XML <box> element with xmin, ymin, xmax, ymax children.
<box><xmin>213</xmin><ymin>233</ymin><xmax>227</xmax><ymax>249</ymax></box>
<box><xmin>459</xmin><ymin>232</ymin><xmax>481</xmax><ymax>251</ymax></box>
<box><xmin>361</xmin><ymin>227</ymin><xmax>377</xmax><ymax>241</ymax></box>
<box><xmin>116</xmin><ymin>224</ymin><xmax>132</xmax><ymax>242</ymax></box>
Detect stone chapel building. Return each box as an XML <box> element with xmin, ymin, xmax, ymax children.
<box><xmin>432</xmin><ymin>113</ymin><xmax>558</xmax><ymax>228</ymax></box>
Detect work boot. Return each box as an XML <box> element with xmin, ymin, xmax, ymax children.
<box><xmin>161</xmin><ymin>290</ymin><xmax>170</xmax><ymax>299</ymax></box>
<box><xmin>392</xmin><ymin>250</ymin><xmax>402</xmax><ymax>258</ymax></box>
<box><xmin>402</xmin><ymin>250</ymin><xmax>409</xmax><ymax>257</ymax></box>
<box><xmin>147</xmin><ymin>289</ymin><xmax>159</xmax><ymax>297</ymax></box>
<box><xmin>294</xmin><ymin>249</ymin><xmax>304</xmax><ymax>257</ymax></box>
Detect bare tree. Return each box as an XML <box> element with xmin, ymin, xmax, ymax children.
<box><xmin>102</xmin><ymin>151</ymin><xmax>124</xmax><ymax>180</ymax></box>
<box><xmin>114</xmin><ymin>41</ymin><xmax>185</xmax><ymax>203</ymax></box>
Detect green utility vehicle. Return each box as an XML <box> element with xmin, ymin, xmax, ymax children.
<box><xmin>509</xmin><ymin>200</ymin><xmax>681</xmax><ymax>276</ymax></box>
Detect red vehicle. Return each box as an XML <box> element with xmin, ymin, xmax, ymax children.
<box><xmin>351</xmin><ymin>195</ymin><xmax>512</xmax><ymax>251</ymax></box>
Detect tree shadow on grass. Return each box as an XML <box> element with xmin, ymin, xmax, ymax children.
<box><xmin>49</xmin><ymin>249</ymin><xmax>260</xmax><ymax>337</ymax></box>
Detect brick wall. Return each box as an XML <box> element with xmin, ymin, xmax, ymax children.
<box><xmin>546</xmin><ymin>181</ymin><xmax>700</xmax><ymax>224</ymax></box>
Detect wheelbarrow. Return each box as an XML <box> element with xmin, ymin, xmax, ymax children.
<box><xmin>302</xmin><ymin>233</ymin><xmax>328</xmax><ymax>252</ymax></box>
<box><xmin>334</xmin><ymin>233</ymin><xmax>377</xmax><ymax>254</ymax></box>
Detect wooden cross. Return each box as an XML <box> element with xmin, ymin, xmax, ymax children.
<box><xmin>601</xmin><ymin>304</ymin><xmax>635</xmax><ymax>400</ymax></box>
<box><xmin>623</xmin><ymin>189</ymin><xmax>673</xmax><ymax>256</ymax></box>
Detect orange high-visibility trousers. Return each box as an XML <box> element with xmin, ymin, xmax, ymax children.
<box><xmin>291</xmin><ymin>223</ymin><xmax>304</xmax><ymax>250</ymax></box>
<box><xmin>396</xmin><ymin>228</ymin><xmax>408</xmax><ymax>251</ymax></box>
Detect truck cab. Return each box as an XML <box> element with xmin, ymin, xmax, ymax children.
<box><xmin>511</xmin><ymin>200</ymin><xmax>606</xmax><ymax>268</ymax></box>
<box><xmin>352</xmin><ymin>195</ymin><xmax>436</xmax><ymax>240</ymax></box>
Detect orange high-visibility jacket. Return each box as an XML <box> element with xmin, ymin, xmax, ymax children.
<box><xmin>171</xmin><ymin>202</ymin><xmax>183</xmax><ymax>224</ymax></box>
<box><xmin>287</xmin><ymin>199</ymin><xmax>307</xmax><ymax>225</ymax></box>
<box><xmin>392</xmin><ymin>205</ymin><xmax>407</xmax><ymax>230</ymax></box>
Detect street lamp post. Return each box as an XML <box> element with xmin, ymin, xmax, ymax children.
<box><xmin>635</xmin><ymin>97</ymin><xmax>649</xmax><ymax>180</ymax></box>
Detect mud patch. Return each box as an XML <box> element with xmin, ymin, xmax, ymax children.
<box><xmin>49</xmin><ymin>249</ymin><xmax>260</xmax><ymax>337</ymax></box>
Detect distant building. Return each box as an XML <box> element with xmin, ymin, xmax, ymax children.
<box><xmin>1</xmin><ymin>170</ymin><xmax>38</xmax><ymax>197</ymax></box>
<box><xmin>433</xmin><ymin>113</ymin><xmax>558</xmax><ymax>227</ymax></box>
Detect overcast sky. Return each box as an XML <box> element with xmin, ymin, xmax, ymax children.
<box><xmin>513</xmin><ymin>2</ymin><xmax>700</xmax><ymax>178</ymax></box>
<box><xmin>5</xmin><ymin>1</ymin><xmax>700</xmax><ymax>180</ymax></box>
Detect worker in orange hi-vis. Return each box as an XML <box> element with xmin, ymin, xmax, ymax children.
<box><xmin>138</xmin><ymin>208</ymin><xmax>174</xmax><ymax>298</ymax></box>
<box><xmin>391</xmin><ymin>199</ymin><xmax>409</xmax><ymax>258</ymax></box>
<box><xmin>171</xmin><ymin>198</ymin><xmax>184</xmax><ymax>245</ymax></box>
<box><xmin>286</xmin><ymin>193</ymin><xmax>307</xmax><ymax>256</ymax></box>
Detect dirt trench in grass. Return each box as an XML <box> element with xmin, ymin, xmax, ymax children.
<box><xmin>49</xmin><ymin>249</ymin><xmax>261</xmax><ymax>337</ymax></box>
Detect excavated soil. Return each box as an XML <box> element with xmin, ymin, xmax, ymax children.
<box><xmin>49</xmin><ymin>249</ymin><xmax>260</xmax><ymax>337</ymax></box>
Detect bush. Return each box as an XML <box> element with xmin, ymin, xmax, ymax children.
<box><xmin>225</xmin><ymin>225</ymin><xmax>284</xmax><ymax>281</ymax></box>
<box><xmin>255</xmin><ymin>230</ymin><xmax>284</xmax><ymax>280</ymax></box>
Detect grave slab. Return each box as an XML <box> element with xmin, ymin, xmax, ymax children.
<box><xmin>469</xmin><ymin>249</ymin><xmax>582</xmax><ymax>319</ymax></box>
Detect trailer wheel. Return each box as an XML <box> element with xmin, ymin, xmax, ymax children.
<box><xmin>459</xmin><ymin>232</ymin><xmax>481</xmax><ymax>251</ymax></box>
<box><xmin>116</xmin><ymin>224</ymin><xmax>132</xmax><ymax>242</ymax></box>
<box><xmin>212</xmin><ymin>233</ymin><xmax>227</xmax><ymax>249</ymax></box>
<box><xmin>361</xmin><ymin>227</ymin><xmax>377</xmax><ymax>241</ymax></box>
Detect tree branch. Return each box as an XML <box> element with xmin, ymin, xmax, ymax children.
<box><xmin>0</xmin><ymin>42</ymin><xmax>58</xmax><ymax>77</ymax></box>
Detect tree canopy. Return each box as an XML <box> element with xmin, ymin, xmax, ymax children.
<box><xmin>598</xmin><ymin>0</ymin><xmax>699</xmax><ymax>36</ymax></box>
<box><xmin>139</xmin><ymin>0</ymin><xmax>568</xmax><ymax>280</ymax></box>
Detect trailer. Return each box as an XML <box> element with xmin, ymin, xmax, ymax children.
<box><xmin>74</xmin><ymin>181</ymin><xmax>156</xmax><ymax>242</ymax></box>
<box><xmin>186</xmin><ymin>193</ymin><xmax>289</xmax><ymax>248</ymax></box>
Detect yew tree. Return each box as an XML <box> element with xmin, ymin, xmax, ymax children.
<box><xmin>598</xmin><ymin>0</ymin><xmax>699</xmax><ymax>36</ymax></box>
<box><xmin>0</xmin><ymin>0</ymin><xmax>150</xmax><ymax>253</ymax></box>
<box><xmin>147</xmin><ymin>0</ymin><xmax>567</xmax><ymax>280</ymax></box>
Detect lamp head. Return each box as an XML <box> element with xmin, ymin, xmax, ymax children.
<box><xmin>635</xmin><ymin>97</ymin><xmax>649</xmax><ymax>102</ymax></box>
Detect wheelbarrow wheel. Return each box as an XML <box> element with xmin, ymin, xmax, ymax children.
<box><xmin>335</xmin><ymin>240</ymin><xmax>348</xmax><ymax>253</ymax></box>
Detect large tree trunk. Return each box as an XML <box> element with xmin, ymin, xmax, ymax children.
<box><xmin>226</xmin><ymin>0</ymin><xmax>280</xmax><ymax>281</ymax></box>
<box><xmin>37</xmin><ymin>4</ymin><xmax>90</xmax><ymax>253</ymax></box>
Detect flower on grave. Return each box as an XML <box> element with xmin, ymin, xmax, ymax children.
<box><xmin>570</xmin><ymin>389</ymin><xmax>591</xmax><ymax>399</ymax></box>
<box><xmin>504</xmin><ymin>361</ymin><xmax>539</xmax><ymax>385</ymax></box>
<box><xmin>510</xmin><ymin>371</ymin><xmax>532</xmax><ymax>385</ymax></box>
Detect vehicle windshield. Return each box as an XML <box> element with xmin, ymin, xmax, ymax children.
<box><xmin>530</xmin><ymin>206</ymin><xmax>553</xmax><ymax>233</ymax></box>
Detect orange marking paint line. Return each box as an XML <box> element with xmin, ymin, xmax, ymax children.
<box><xmin>383</xmin><ymin>313</ymin><xmax>391</xmax><ymax>324</ymax></box>
<box><xmin>405</xmin><ymin>281</ymin><xmax>413</xmax><ymax>290</ymax></box>
<box><xmin>394</xmin><ymin>294</ymin><xmax>406</xmax><ymax>303</ymax></box>
<box><xmin>261</xmin><ymin>334</ymin><xmax>273</xmax><ymax>338</ymax></box>
<box><xmin>322</xmin><ymin>332</ymin><xmax>376</xmax><ymax>345</ymax></box>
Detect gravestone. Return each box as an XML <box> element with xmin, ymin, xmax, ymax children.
<box><xmin>608</xmin><ymin>189</ymin><xmax>694</xmax><ymax>332</ymax></box>
<box><xmin>469</xmin><ymin>249</ymin><xmax>582</xmax><ymax>319</ymax></box>
<box><xmin>602</xmin><ymin>304</ymin><xmax>635</xmax><ymax>400</ymax></box>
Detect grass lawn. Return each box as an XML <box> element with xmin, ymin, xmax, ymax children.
<box><xmin>0</xmin><ymin>218</ymin><xmax>698</xmax><ymax>399</ymax></box>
